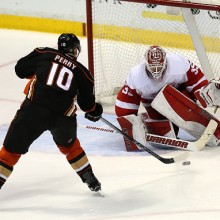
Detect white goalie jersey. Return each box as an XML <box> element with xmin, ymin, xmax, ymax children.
<box><xmin>115</xmin><ymin>53</ymin><xmax>208</xmax><ymax>117</ymax></box>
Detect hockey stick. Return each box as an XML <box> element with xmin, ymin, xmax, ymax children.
<box><xmin>100</xmin><ymin>117</ymin><xmax>189</xmax><ymax>164</ymax></box>
<box><xmin>79</xmin><ymin>119</ymin><xmax>217</xmax><ymax>151</ymax></box>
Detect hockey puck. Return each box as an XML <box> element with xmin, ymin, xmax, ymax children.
<box><xmin>182</xmin><ymin>161</ymin><xmax>191</xmax><ymax>166</ymax></box>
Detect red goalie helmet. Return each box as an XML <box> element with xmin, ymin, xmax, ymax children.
<box><xmin>145</xmin><ymin>46</ymin><xmax>167</xmax><ymax>80</ymax></box>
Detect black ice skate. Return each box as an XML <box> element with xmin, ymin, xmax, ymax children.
<box><xmin>81</xmin><ymin>169</ymin><xmax>101</xmax><ymax>192</ymax></box>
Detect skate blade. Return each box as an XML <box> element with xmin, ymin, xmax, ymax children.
<box><xmin>97</xmin><ymin>190</ymin><xmax>104</xmax><ymax>197</ymax></box>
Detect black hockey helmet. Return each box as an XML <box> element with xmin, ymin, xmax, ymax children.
<box><xmin>58</xmin><ymin>33</ymin><xmax>81</xmax><ymax>58</ymax></box>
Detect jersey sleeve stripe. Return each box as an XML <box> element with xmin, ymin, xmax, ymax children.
<box><xmin>27</xmin><ymin>77</ymin><xmax>37</xmax><ymax>100</ymax></box>
<box><xmin>115</xmin><ymin>99</ymin><xmax>139</xmax><ymax>110</ymax></box>
<box><xmin>186</xmin><ymin>75</ymin><xmax>208</xmax><ymax>92</ymax></box>
<box><xmin>65</xmin><ymin>97</ymin><xmax>78</xmax><ymax>116</ymax></box>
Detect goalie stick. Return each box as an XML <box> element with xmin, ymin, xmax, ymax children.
<box><xmin>79</xmin><ymin>119</ymin><xmax>217</xmax><ymax>152</ymax></box>
<box><xmin>100</xmin><ymin>117</ymin><xmax>190</xmax><ymax>164</ymax></box>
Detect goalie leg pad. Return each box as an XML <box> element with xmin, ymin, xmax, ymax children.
<box><xmin>151</xmin><ymin>84</ymin><xmax>220</xmax><ymax>146</ymax></box>
<box><xmin>117</xmin><ymin>113</ymin><xmax>177</xmax><ymax>151</ymax></box>
<box><xmin>117</xmin><ymin>115</ymin><xmax>147</xmax><ymax>151</ymax></box>
<box><xmin>141</xmin><ymin>113</ymin><xmax>176</xmax><ymax>138</ymax></box>
<box><xmin>141</xmin><ymin>113</ymin><xmax>177</xmax><ymax>149</ymax></box>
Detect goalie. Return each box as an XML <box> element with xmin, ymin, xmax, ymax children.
<box><xmin>115</xmin><ymin>45</ymin><xmax>220</xmax><ymax>151</ymax></box>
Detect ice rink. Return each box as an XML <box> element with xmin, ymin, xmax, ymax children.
<box><xmin>1</xmin><ymin>29</ymin><xmax>220</xmax><ymax>220</ymax></box>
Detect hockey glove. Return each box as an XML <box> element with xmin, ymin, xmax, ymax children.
<box><xmin>195</xmin><ymin>78</ymin><xmax>220</xmax><ymax>108</ymax></box>
<box><xmin>85</xmin><ymin>103</ymin><xmax>103</xmax><ymax>122</ymax></box>
<box><xmin>211</xmin><ymin>76</ymin><xmax>220</xmax><ymax>89</ymax></box>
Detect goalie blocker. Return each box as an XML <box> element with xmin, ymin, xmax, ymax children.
<box><xmin>117</xmin><ymin>84</ymin><xmax>220</xmax><ymax>151</ymax></box>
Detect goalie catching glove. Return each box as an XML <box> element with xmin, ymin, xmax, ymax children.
<box><xmin>195</xmin><ymin>77</ymin><xmax>220</xmax><ymax>108</ymax></box>
<box><xmin>85</xmin><ymin>103</ymin><xmax>103</xmax><ymax>122</ymax></box>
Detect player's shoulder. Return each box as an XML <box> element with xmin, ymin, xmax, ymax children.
<box><xmin>34</xmin><ymin>47</ymin><xmax>57</xmax><ymax>53</ymax></box>
<box><xmin>74</xmin><ymin>60</ymin><xmax>90</xmax><ymax>73</ymax></box>
<box><xmin>127</xmin><ymin>61</ymin><xmax>149</xmax><ymax>88</ymax></box>
<box><xmin>167</xmin><ymin>53</ymin><xmax>190</xmax><ymax>66</ymax></box>
<box><xmin>166</xmin><ymin>53</ymin><xmax>190</xmax><ymax>73</ymax></box>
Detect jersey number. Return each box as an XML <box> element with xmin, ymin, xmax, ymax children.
<box><xmin>47</xmin><ymin>62</ymin><xmax>73</xmax><ymax>91</ymax></box>
<box><xmin>190</xmin><ymin>61</ymin><xmax>199</xmax><ymax>75</ymax></box>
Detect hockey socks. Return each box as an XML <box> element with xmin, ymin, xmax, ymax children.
<box><xmin>0</xmin><ymin>146</ymin><xmax>21</xmax><ymax>189</ymax></box>
<box><xmin>58</xmin><ymin>139</ymin><xmax>101</xmax><ymax>192</ymax></box>
<box><xmin>0</xmin><ymin>161</ymin><xmax>12</xmax><ymax>189</ymax></box>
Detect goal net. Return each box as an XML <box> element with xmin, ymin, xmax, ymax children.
<box><xmin>86</xmin><ymin>0</ymin><xmax>220</xmax><ymax>104</ymax></box>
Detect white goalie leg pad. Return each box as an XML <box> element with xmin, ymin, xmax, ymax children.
<box><xmin>125</xmin><ymin>114</ymin><xmax>147</xmax><ymax>150</ymax></box>
<box><xmin>151</xmin><ymin>84</ymin><xmax>220</xmax><ymax>146</ymax></box>
<box><xmin>117</xmin><ymin>114</ymin><xmax>148</xmax><ymax>151</ymax></box>
<box><xmin>141</xmin><ymin>113</ymin><xmax>176</xmax><ymax>138</ymax></box>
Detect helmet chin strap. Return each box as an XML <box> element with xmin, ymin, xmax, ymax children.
<box><xmin>65</xmin><ymin>53</ymin><xmax>78</xmax><ymax>60</ymax></box>
<box><xmin>65</xmin><ymin>47</ymin><xmax>80</xmax><ymax>60</ymax></box>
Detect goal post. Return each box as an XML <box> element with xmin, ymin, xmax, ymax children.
<box><xmin>86</xmin><ymin>0</ymin><xmax>220</xmax><ymax>104</ymax></box>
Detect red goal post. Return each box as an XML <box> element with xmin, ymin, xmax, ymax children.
<box><xmin>86</xmin><ymin>0</ymin><xmax>220</xmax><ymax>104</ymax></box>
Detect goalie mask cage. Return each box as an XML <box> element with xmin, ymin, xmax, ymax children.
<box><xmin>86</xmin><ymin>0</ymin><xmax>220</xmax><ymax>104</ymax></box>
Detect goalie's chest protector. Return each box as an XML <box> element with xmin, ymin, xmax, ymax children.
<box><xmin>151</xmin><ymin>84</ymin><xmax>220</xmax><ymax>146</ymax></box>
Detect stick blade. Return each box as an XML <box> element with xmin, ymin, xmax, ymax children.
<box><xmin>195</xmin><ymin>119</ymin><xmax>218</xmax><ymax>151</ymax></box>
